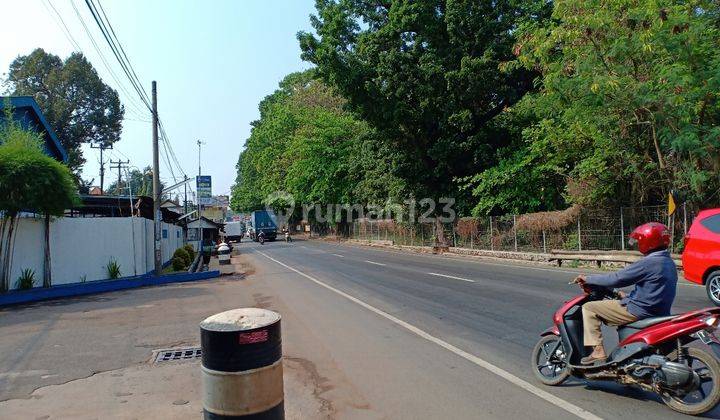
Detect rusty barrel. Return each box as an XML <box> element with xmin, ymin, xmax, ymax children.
<box><xmin>200</xmin><ymin>308</ymin><xmax>283</xmax><ymax>419</ymax></box>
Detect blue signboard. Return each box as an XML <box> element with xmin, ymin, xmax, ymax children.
<box><xmin>196</xmin><ymin>175</ymin><xmax>212</xmax><ymax>205</ymax></box>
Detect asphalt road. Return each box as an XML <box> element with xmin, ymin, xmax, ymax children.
<box><xmin>243</xmin><ymin>238</ymin><xmax>717</xmax><ymax>419</ymax></box>
<box><xmin>1</xmin><ymin>238</ymin><xmax>717</xmax><ymax>419</ymax></box>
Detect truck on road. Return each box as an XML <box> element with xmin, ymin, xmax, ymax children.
<box><xmin>249</xmin><ymin>210</ymin><xmax>278</xmax><ymax>241</ymax></box>
<box><xmin>224</xmin><ymin>221</ymin><xmax>245</xmax><ymax>243</ymax></box>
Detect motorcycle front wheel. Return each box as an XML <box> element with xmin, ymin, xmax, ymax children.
<box><xmin>661</xmin><ymin>347</ymin><xmax>720</xmax><ymax>416</ymax></box>
<box><xmin>531</xmin><ymin>335</ymin><xmax>570</xmax><ymax>386</ymax></box>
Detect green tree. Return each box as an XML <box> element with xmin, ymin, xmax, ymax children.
<box><xmin>298</xmin><ymin>0</ymin><xmax>550</xmax><ymax>211</ymax></box>
<box><xmin>511</xmin><ymin>0</ymin><xmax>720</xmax><ymax>207</ymax></box>
<box><xmin>5</xmin><ymin>48</ymin><xmax>124</xmax><ymax>173</ymax></box>
<box><xmin>105</xmin><ymin>166</ymin><xmax>163</xmax><ymax>197</ymax></box>
<box><xmin>460</xmin><ymin>107</ymin><xmax>568</xmax><ymax>215</ymax></box>
<box><xmin>0</xmin><ymin>112</ymin><xmax>78</xmax><ymax>291</ymax></box>
<box><xmin>231</xmin><ymin>71</ymin><xmax>405</xmax><ymax>219</ymax></box>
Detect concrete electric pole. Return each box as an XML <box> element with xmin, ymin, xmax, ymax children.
<box><xmin>109</xmin><ymin>159</ymin><xmax>130</xmax><ymax>194</ymax></box>
<box><xmin>152</xmin><ymin>81</ymin><xmax>162</xmax><ymax>275</ymax></box>
<box><xmin>196</xmin><ymin>139</ymin><xmax>205</xmax><ymax>258</ymax></box>
<box><xmin>91</xmin><ymin>143</ymin><xmax>112</xmax><ymax>194</ymax></box>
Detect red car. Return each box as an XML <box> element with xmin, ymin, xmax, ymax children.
<box><xmin>682</xmin><ymin>208</ymin><xmax>720</xmax><ymax>305</ymax></box>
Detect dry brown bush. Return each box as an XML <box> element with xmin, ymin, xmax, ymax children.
<box><xmin>377</xmin><ymin>219</ymin><xmax>397</xmax><ymax>232</ymax></box>
<box><xmin>516</xmin><ymin>205</ymin><xmax>581</xmax><ymax>233</ymax></box>
<box><xmin>456</xmin><ymin>217</ymin><xmax>480</xmax><ymax>239</ymax></box>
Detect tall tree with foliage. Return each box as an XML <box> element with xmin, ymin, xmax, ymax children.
<box><xmin>5</xmin><ymin>48</ymin><xmax>124</xmax><ymax>173</ymax></box>
<box><xmin>505</xmin><ymin>0</ymin><xmax>720</xmax><ymax>208</ymax></box>
<box><xmin>461</xmin><ymin>106</ymin><xmax>569</xmax><ymax>215</ymax></box>
<box><xmin>0</xmin><ymin>112</ymin><xmax>78</xmax><ymax>291</ymax></box>
<box><xmin>231</xmin><ymin>71</ymin><xmax>405</xmax><ymax>220</ymax></box>
<box><xmin>298</xmin><ymin>0</ymin><xmax>550</xmax><ymax>214</ymax></box>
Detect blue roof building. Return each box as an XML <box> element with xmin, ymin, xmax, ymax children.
<box><xmin>0</xmin><ymin>96</ymin><xmax>68</xmax><ymax>162</ymax></box>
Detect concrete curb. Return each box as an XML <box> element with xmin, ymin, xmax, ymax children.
<box><xmin>344</xmin><ymin>239</ymin><xmax>598</xmax><ymax>268</ymax></box>
<box><xmin>0</xmin><ymin>270</ymin><xmax>221</xmax><ymax>307</ymax></box>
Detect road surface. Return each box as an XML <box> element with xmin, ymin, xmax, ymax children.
<box><xmin>244</xmin><ymin>239</ymin><xmax>716</xmax><ymax>419</ymax></box>
<box><xmin>0</xmin><ymin>238</ymin><xmax>716</xmax><ymax>419</ymax></box>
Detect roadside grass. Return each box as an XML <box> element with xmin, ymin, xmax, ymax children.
<box><xmin>162</xmin><ymin>266</ymin><xmax>185</xmax><ymax>275</ymax></box>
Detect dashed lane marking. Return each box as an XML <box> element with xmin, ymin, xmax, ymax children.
<box><xmin>427</xmin><ymin>272</ymin><xmax>475</xmax><ymax>283</ymax></box>
<box><xmin>256</xmin><ymin>250</ymin><xmax>602</xmax><ymax>420</ymax></box>
<box><xmin>329</xmin><ymin>243</ymin><xmax>702</xmax><ymax>288</ymax></box>
<box><xmin>364</xmin><ymin>260</ymin><xmax>386</xmax><ymax>266</ymax></box>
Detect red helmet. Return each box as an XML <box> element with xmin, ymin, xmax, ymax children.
<box><xmin>628</xmin><ymin>222</ymin><xmax>671</xmax><ymax>254</ymax></box>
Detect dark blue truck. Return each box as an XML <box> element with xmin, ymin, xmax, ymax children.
<box><xmin>250</xmin><ymin>210</ymin><xmax>278</xmax><ymax>241</ymax></box>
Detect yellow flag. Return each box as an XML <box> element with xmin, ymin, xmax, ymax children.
<box><xmin>668</xmin><ymin>192</ymin><xmax>676</xmax><ymax>216</ymax></box>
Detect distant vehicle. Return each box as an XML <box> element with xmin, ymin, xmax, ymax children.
<box><xmin>682</xmin><ymin>208</ymin><xmax>720</xmax><ymax>305</ymax></box>
<box><xmin>224</xmin><ymin>221</ymin><xmax>245</xmax><ymax>243</ymax></box>
<box><xmin>250</xmin><ymin>210</ymin><xmax>277</xmax><ymax>242</ymax></box>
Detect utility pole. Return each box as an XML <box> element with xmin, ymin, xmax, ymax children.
<box><xmin>197</xmin><ymin>139</ymin><xmax>205</xmax><ymax>176</ymax></box>
<box><xmin>183</xmin><ymin>175</ymin><xmax>189</xmax><ymax>245</ymax></box>
<box><xmin>91</xmin><ymin>143</ymin><xmax>112</xmax><ymax>194</ymax></box>
<box><xmin>197</xmin><ymin>139</ymin><xmax>205</xmax><ymax>260</ymax></box>
<box><xmin>152</xmin><ymin>81</ymin><xmax>162</xmax><ymax>276</ymax></box>
<box><xmin>184</xmin><ymin>175</ymin><xmax>188</xmax><ymax>215</ymax></box>
<box><xmin>109</xmin><ymin>159</ymin><xmax>130</xmax><ymax>195</ymax></box>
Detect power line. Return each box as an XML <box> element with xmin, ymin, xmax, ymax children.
<box><xmin>44</xmin><ymin>0</ymin><xmax>146</xmax><ymax>118</ymax></box>
<box><xmin>112</xmin><ymin>147</ymin><xmax>132</xmax><ymax>162</ymax></box>
<box><xmin>158</xmin><ymin>120</ymin><xmax>186</xmax><ymax>178</ymax></box>
<box><xmin>68</xmin><ymin>0</ymin><xmax>148</xmax><ymax>118</ymax></box>
<box><xmin>95</xmin><ymin>0</ymin><xmax>151</xmax><ymax>104</ymax></box>
<box><xmin>91</xmin><ymin>0</ymin><xmax>186</xmax><ymax>180</ymax></box>
<box><xmin>109</xmin><ymin>159</ymin><xmax>130</xmax><ymax>193</ymax></box>
<box><xmin>85</xmin><ymin>1</ymin><xmax>150</xmax><ymax>111</ymax></box>
<box><xmin>43</xmin><ymin>0</ymin><xmax>82</xmax><ymax>52</ymax></box>
<box><xmin>90</xmin><ymin>143</ymin><xmax>112</xmax><ymax>193</ymax></box>
<box><xmin>159</xmin><ymin>137</ymin><xmax>178</xmax><ymax>183</ymax></box>
<box><xmin>83</xmin><ymin>0</ymin><xmax>151</xmax><ymax>110</ymax></box>
<box><xmin>82</xmin><ymin>0</ymin><xmax>189</xmax><ymax>183</ymax></box>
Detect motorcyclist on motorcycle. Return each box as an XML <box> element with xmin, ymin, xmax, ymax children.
<box><xmin>283</xmin><ymin>227</ymin><xmax>291</xmax><ymax>242</ymax></box>
<box><xmin>573</xmin><ymin>222</ymin><xmax>677</xmax><ymax>365</ymax></box>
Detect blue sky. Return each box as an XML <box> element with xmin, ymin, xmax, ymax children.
<box><xmin>0</xmin><ymin>0</ymin><xmax>315</xmax><ymax>200</ymax></box>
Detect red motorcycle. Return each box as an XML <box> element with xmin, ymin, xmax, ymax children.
<box><xmin>532</xmin><ymin>283</ymin><xmax>720</xmax><ymax>415</ymax></box>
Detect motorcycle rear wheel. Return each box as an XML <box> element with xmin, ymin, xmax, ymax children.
<box><xmin>531</xmin><ymin>335</ymin><xmax>570</xmax><ymax>386</ymax></box>
<box><xmin>661</xmin><ymin>347</ymin><xmax>720</xmax><ymax>416</ymax></box>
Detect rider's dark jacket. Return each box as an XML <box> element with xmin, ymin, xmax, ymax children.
<box><xmin>585</xmin><ymin>249</ymin><xmax>677</xmax><ymax>319</ymax></box>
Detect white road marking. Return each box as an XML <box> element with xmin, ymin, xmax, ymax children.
<box><xmin>338</xmin><ymin>243</ymin><xmax>704</xmax><ymax>288</ymax></box>
<box><xmin>427</xmin><ymin>272</ymin><xmax>475</xmax><ymax>283</ymax></box>
<box><xmin>332</xmin><ymin>253</ymin><xmax>345</xmax><ymax>258</ymax></box>
<box><xmin>256</xmin><ymin>250</ymin><xmax>601</xmax><ymax>420</ymax></box>
<box><xmin>365</xmin><ymin>260</ymin><xmax>386</xmax><ymax>266</ymax></box>
<box><xmin>339</xmin><ymin>243</ymin><xmax>586</xmax><ymax>274</ymax></box>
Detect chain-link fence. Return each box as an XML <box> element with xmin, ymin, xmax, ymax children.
<box><xmin>350</xmin><ymin>204</ymin><xmax>698</xmax><ymax>254</ymax></box>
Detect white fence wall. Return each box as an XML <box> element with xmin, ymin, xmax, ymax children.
<box><xmin>6</xmin><ymin>216</ymin><xmax>186</xmax><ymax>290</ymax></box>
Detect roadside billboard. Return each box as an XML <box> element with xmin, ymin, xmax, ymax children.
<box><xmin>197</xmin><ymin>176</ymin><xmax>212</xmax><ymax>205</ymax></box>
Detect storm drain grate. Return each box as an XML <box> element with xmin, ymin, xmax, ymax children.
<box><xmin>153</xmin><ymin>347</ymin><xmax>202</xmax><ymax>364</ymax></box>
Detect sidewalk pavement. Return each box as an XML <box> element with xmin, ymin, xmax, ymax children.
<box><xmin>0</xmin><ymin>254</ymin><xmax>337</xmax><ymax>419</ymax></box>
<box><xmin>207</xmin><ymin>253</ymin><xmax>247</xmax><ymax>276</ymax></box>
<box><xmin>0</xmin><ymin>353</ymin><xmax>325</xmax><ymax>419</ymax></box>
